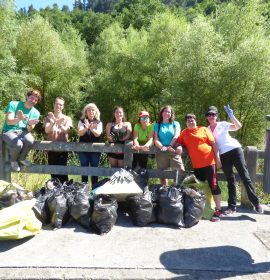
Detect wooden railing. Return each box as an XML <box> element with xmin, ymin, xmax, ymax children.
<box><xmin>0</xmin><ymin>136</ymin><xmax>268</xmax><ymax>207</ymax></box>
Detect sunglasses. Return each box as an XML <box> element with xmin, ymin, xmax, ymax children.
<box><xmin>140</xmin><ymin>116</ymin><xmax>149</xmax><ymax>121</ymax></box>
<box><xmin>207</xmin><ymin>113</ymin><xmax>217</xmax><ymax>117</ymax></box>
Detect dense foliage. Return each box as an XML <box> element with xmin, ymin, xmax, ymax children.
<box><xmin>1</xmin><ymin>0</ymin><xmax>270</xmax><ymax>147</ymax></box>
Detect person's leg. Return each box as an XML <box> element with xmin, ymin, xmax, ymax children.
<box><xmin>132</xmin><ymin>153</ymin><xmax>139</xmax><ymax>169</ymax></box>
<box><xmin>156</xmin><ymin>153</ymin><xmax>169</xmax><ymax>185</ymax></box>
<box><xmin>48</xmin><ymin>151</ymin><xmax>68</xmax><ymax>183</ymax></box>
<box><xmin>2</xmin><ymin>131</ymin><xmax>23</xmax><ymax>161</ymax></box>
<box><xmin>220</xmin><ymin>151</ymin><xmax>237</xmax><ymax>211</ymax></box>
<box><xmin>89</xmin><ymin>152</ymin><xmax>101</xmax><ymax>186</ymax></box>
<box><xmin>79</xmin><ymin>152</ymin><xmax>90</xmax><ymax>183</ymax></box>
<box><xmin>204</xmin><ymin>165</ymin><xmax>221</xmax><ymax>210</ymax></box>
<box><xmin>137</xmin><ymin>154</ymin><xmax>148</xmax><ymax>169</ymax></box>
<box><xmin>232</xmin><ymin>148</ymin><xmax>260</xmax><ymax>207</ymax></box>
<box><xmin>108</xmin><ymin>156</ymin><xmax>118</xmax><ymax>168</ymax></box>
<box><xmin>117</xmin><ymin>159</ymin><xmax>124</xmax><ymax>168</ymax></box>
<box><xmin>195</xmin><ymin>165</ymin><xmax>222</xmax><ymax>221</ymax></box>
<box><xmin>171</xmin><ymin>154</ymin><xmax>185</xmax><ymax>184</ymax></box>
<box><xmin>19</xmin><ymin>132</ymin><xmax>34</xmax><ymax>161</ymax></box>
<box><xmin>57</xmin><ymin>152</ymin><xmax>69</xmax><ymax>183</ymax></box>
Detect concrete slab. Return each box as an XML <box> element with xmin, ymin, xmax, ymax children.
<box><xmin>0</xmin><ymin>205</ymin><xmax>270</xmax><ymax>279</ymax></box>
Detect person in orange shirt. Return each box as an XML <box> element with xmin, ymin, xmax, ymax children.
<box><xmin>176</xmin><ymin>113</ymin><xmax>222</xmax><ymax>222</ymax></box>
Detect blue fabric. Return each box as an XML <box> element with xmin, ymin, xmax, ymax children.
<box><xmin>154</xmin><ymin>121</ymin><xmax>180</xmax><ymax>146</ymax></box>
<box><xmin>78</xmin><ymin>152</ymin><xmax>101</xmax><ymax>185</ymax></box>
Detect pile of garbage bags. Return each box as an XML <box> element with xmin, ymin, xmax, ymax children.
<box><xmin>0</xmin><ymin>170</ymin><xmax>212</xmax><ymax>239</ymax></box>
<box><xmin>33</xmin><ymin>178</ymin><xmax>118</xmax><ymax>235</ymax></box>
<box><xmin>0</xmin><ymin>180</ymin><xmax>42</xmax><ymax>239</ymax></box>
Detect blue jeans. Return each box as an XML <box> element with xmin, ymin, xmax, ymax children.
<box><xmin>78</xmin><ymin>152</ymin><xmax>101</xmax><ymax>185</ymax></box>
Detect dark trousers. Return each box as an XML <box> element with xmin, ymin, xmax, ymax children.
<box><xmin>47</xmin><ymin>151</ymin><xmax>68</xmax><ymax>184</ymax></box>
<box><xmin>220</xmin><ymin>147</ymin><xmax>259</xmax><ymax>210</ymax></box>
<box><xmin>132</xmin><ymin>153</ymin><xmax>148</xmax><ymax>169</ymax></box>
<box><xmin>78</xmin><ymin>152</ymin><xmax>101</xmax><ymax>185</ymax></box>
<box><xmin>194</xmin><ymin>164</ymin><xmax>221</xmax><ymax>195</ymax></box>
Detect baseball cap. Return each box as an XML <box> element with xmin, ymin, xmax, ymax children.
<box><xmin>205</xmin><ymin>106</ymin><xmax>218</xmax><ymax>116</ymax></box>
<box><xmin>139</xmin><ymin>111</ymin><xmax>150</xmax><ymax>118</ymax></box>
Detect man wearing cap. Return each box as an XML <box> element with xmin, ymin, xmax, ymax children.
<box><xmin>132</xmin><ymin>110</ymin><xmax>154</xmax><ymax>169</ymax></box>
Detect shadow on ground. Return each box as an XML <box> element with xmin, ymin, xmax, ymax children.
<box><xmin>160</xmin><ymin>245</ymin><xmax>270</xmax><ymax>279</ymax></box>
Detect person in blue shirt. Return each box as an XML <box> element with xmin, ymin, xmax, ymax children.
<box><xmin>154</xmin><ymin>105</ymin><xmax>185</xmax><ymax>185</ymax></box>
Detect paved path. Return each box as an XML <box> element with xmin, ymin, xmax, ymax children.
<box><xmin>0</xmin><ymin>205</ymin><xmax>270</xmax><ymax>279</ymax></box>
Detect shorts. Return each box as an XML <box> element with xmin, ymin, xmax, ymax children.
<box><xmin>156</xmin><ymin>153</ymin><xmax>185</xmax><ymax>172</ymax></box>
<box><xmin>107</xmin><ymin>153</ymin><xmax>124</xmax><ymax>160</ymax></box>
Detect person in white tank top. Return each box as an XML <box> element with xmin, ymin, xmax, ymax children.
<box><xmin>206</xmin><ymin>105</ymin><xmax>263</xmax><ymax>215</ymax></box>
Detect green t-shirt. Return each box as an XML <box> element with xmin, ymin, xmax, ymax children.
<box><xmin>134</xmin><ymin>123</ymin><xmax>154</xmax><ymax>145</ymax></box>
<box><xmin>2</xmin><ymin>101</ymin><xmax>40</xmax><ymax>132</ymax></box>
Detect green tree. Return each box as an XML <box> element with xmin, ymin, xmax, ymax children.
<box><xmin>14</xmin><ymin>15</ymin><xmax>89</xmax><ymax>116</ymax></box>
<box><xmin>114</xmin><ymin>0</ymin><xmax>166</xmax><ymax>29</ymax></box>
<box><xmin>0</xmin><ymin>0</ymin><xmax>26</xmax><ymax>109</ymax></box>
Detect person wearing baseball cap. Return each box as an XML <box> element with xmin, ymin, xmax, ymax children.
<box><xmin>206</xmin><ymin>105</ymin><xmax>264</xmax><ymax>214</ymax></box>
<box><xmin>132</xmin><ymin>110</ymin><xmax>154</xmax><ymax>169</ymax></box>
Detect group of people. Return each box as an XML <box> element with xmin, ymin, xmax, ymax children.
<box><xmin>1</xmin><ymin>90</ymin><xmax>264</xmax><ymax>222</ymax></box>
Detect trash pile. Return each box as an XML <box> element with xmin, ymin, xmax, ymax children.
<box><xmin>0</xmin><ymin>170</ymin><xmax>212</xmax><ymax>239</ymax></box>
<box><xmin>0</xmin><ymin>180</ymin><xmax>42</xmax><ymax>240</ymax></box>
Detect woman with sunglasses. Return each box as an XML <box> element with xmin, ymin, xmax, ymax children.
<box><xmin>206</xmin><ymin>105</ymin><xmax>263</xmax><ymax>214</ymax></box>
<box><xmin>154</xmin><ymin>105</ymin><xmax>185</xmax><ymax>185</ymax></box>
<box><xmin>132</xmin><ymin>111</ymin><xmax>154</xmax><ymax>169</ymax></box>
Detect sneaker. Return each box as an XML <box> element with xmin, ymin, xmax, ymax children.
<box><xmin>224</xmin><ymin>208</ymin><xmax>236</xmax><ymax>215</ymax></box>
<box><xmin>11</xmin><ymin>161</ymin><xmax>20</xmax><ymax>172</ymax></box>
<box><xmin>19</xmin><ymin>159</ymin><xmax>32</xmax><ymax>167</ymax></box>
<box><xmin>211</xmin><ymin>209</ymin><xmax>223</xmax><ymax>222</ymax></box>
<box><xmin>255</xmin><ymin>204</ymin><xmax>264</xmax><ymax>214</ymax></box>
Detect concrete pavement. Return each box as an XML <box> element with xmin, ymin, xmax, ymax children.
<box><xmin>0</xmin><ymin>205</ymin><xmax>270</xmax><ymax>279</ymax></box>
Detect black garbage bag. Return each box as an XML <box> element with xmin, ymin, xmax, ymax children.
<box><xmin>91</xmin><ymin>194</ymin><xmax>118</xmax><ymax>235</ymax></box>
<box><xmin>0</xmin><ymin>189</ymin><xmax>17</xmax><ymax>208</ymax></box>
<box><xmin>157</xmin><ymin>186</ymin><xmax>185</xmax><ymax>227</ymax></box>
<box><xmin>33</xmin><ymin>178</ymin><xmax>62</xmax><ymax>225</ymax></box>
<box><xmin>47</xmin><ymin>187</ymin><xmax>69</xmax><ymax>229</ymax></box>
<box><xmin>183</xmin><ymin>187</ymin><xmax>206</xmax><ymax>228</ymax></box>
<box><xmin>33</xmin><ymin>187</ymin><xmax>53</xmax><ymax>225</ymax></box>
<box><xmin>0</xmin><ymin>183</ymin><xmax>33</xmax><ymax>209</ymax></box>
<box><xmin>66</xmin><ymin>182</ymin><xmax>91</xmax><ymax>230</ymax></box>
<box><xmin>127</xmin><ymin>188</ymin><xmax>154</xmax><ymax>226</ymax></box>
<box><xmin>148</xmin><ymin>184</ymin><xmax>164</xmax><ymax>203</ymax></box>
<box><xmin>127</xmin><ymin>168</ymin><xmax>149</xmax><ymax>191</ymax></box>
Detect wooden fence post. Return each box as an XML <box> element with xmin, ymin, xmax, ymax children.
<box><xmin>241</xmin><ymin>146</ymin><xmax>258</xmax><ymax>207</ymax></box>
<box><xmin>0</xmin><ymin>136</ymin><xmax>11</xmax><ymax>182</ymax></box>
<box><xmin>263</xmin><ymin>116</ymin><xmax>270</xmax><ymax>193</ymax></box>
<box><xmin>123</xmin><ymin>140</ymin><xmax>133</xmax><ymax>169</ymax></box>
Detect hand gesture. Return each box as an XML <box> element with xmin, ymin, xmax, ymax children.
<box><xmin>224</xmin><ymin>104</ymin><xmax>234</xmax><ymax>119</ymax></box>
<box><xmin>47</xmin><ymin>112</ymin><xmax>56</xmax><ymax>124</ymax></box>
<box><xmin>175</xmin><ymin>146</ymin><xmax>182</xmax><ymax>155</ymax></box>
<box><xmin>84</xmin><ymin>119</ymin><xmax>90</xmax><ymax>129</ymax></box>
<box><xmin>28</xmin><ymin>119</ymin><xmax>39</xmax><ymax>125</ymax></box>
<box><xmin>17</xmin><ymin>110</ymin><xmax>28</xmax><ymax>121</ymax></box>
<box><xmin>132</xmin><ymin>144</ymin><xmax>141</xmax><ymax>151</ymax></box>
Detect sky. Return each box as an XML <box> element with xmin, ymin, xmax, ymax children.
<box><xmin>16</xmin><ymin>0</ymin><xmax>74</xmax><ymax>10</ymax></box>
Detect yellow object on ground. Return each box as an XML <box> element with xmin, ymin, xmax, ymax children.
<box><xmin>0</xmin><ymin>199</ymin><xmax>42</xmax><ymax>240</ymax></box>
<box><xmin>182</xmin><ymin>175</ymin><xmax>215</xmax><ymax>220</ymax></box>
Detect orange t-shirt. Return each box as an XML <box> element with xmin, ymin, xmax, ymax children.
<box><xmin>177</xmin><ymin>126</ymin><xmax>216</xmax><ymax>168</ymax></box>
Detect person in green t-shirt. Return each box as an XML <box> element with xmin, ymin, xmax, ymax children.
<box><xmin>2</xmin><ymin>89</ymin><xmax>41</xmax><ymax>172</ymax></box>
<box><xmin>131</xmin><ymin>111</ymin><xmax>154</xmax><ymax>169</ymax></box>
